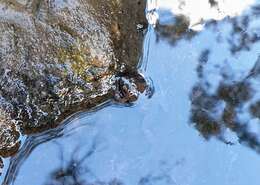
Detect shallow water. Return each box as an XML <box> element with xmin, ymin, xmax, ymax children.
<box><xmin>2</xmin><ymin>0</ymin><xmax>260</xmax><ymax>184</ymax></box>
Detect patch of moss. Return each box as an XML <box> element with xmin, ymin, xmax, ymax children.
<box><xmin>58</xmin><ymin>39</ymin><xmax>110</xmax><ymax>83</ymax></box>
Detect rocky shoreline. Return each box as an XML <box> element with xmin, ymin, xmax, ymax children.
<box><xmin>0</xmin><ymin>0</ymin><xmax>147</xmax><ymax>172</ymax></box>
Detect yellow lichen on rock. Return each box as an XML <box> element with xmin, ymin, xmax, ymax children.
<box><xmin>58</xmin><ymin>39</ymin><xmax>113</xmax><ymax>83</ymax></box>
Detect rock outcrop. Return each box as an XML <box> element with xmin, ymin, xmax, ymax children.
<box><xmin>0</xmin><ymin>0</ymin><xmax>147</xmax><ymax>163</ymax></box>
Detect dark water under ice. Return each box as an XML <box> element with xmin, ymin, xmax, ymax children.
<box><xmin>2</xmin><ymin>0</ymin><xmax>260</xmax><ymax>184</ymax></box>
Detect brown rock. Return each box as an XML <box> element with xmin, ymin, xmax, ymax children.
<box><xmin>0</xmin><ymin>0</ymin><xmax>147</xmax><ymax>160</ymax></box>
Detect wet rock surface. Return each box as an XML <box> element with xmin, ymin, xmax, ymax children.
<box><xmin>0</xmin><ymin>0</ymin><xmax>147</xmax><ymax>169</ymax></box>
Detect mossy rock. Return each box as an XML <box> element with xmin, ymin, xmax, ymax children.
<box><xmin>0</xmin><ymin>0</ymin><xmax>147</xmax><ymax>160</ymax></box>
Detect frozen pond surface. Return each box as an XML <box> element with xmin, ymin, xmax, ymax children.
<box><xmin>2</xmin><ymin>0</ymin><xmax>260</xmax><ymax>184</ymax></box>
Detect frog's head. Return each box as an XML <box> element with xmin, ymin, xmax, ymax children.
<box><xmin>114</xmin><ymin>71</ymin><xmax>147</xmax><ymax>104</ymax></box>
